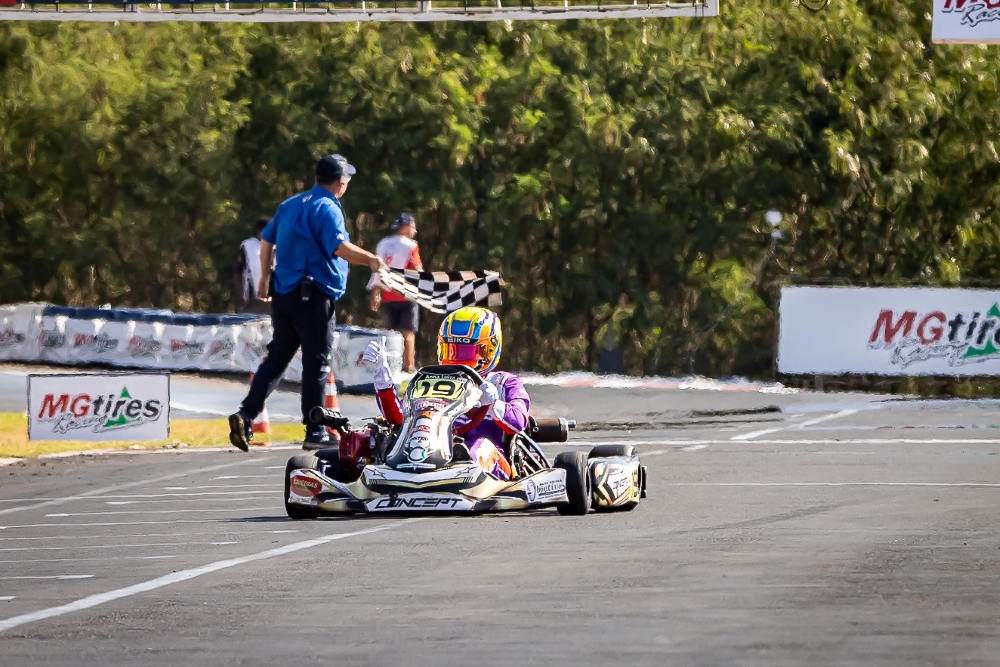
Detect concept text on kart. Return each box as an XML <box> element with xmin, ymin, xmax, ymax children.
<box><xmin>284</xmin><ymin>364</ymin><xmax>648</xmax><ymax>517</ymax></box>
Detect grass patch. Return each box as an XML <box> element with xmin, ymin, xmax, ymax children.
<box><xmin>0</xmin><ymin>413</ymin><xmax>305</xmax><ymax>459</ymax></box>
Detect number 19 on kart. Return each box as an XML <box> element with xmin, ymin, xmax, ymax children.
<box><xmin>410</xmin><ymin>378</ymin><xmax>462</xmax><ymax>400</ymax></box>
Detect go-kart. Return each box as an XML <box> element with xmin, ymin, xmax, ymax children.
<box><xmin>283</xmin><ymin>364</ymin><xmax>647</xmax><ymax>518</ymax></box>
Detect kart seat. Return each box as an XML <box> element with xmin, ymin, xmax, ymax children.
<box><xmin>452</xmin><ymin>437</ymin><xmax>473</xmax><ymax>463</ymax></box>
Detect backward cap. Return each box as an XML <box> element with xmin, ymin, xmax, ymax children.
<box><xmin>315</xmin><ymin>154</ymin><xmax>356</xmax><ymax>181</ymax></box>
<box><xmin>391</xmin><ymin>213</ymin><xmax>416</xmax><ymax>230</ymax></box>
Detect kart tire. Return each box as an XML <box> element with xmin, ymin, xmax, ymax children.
<box><xmin>588</xmin><ymin>444</ymin><xmax>636</xmax><ymax>459</ymax></box>
<box><xmin>284</xmin><ymin>454</ymin><xmax>321</xmax><ymax>520</ymax></box>
<box><xmin>554</xmin><ymin>450</ymin><xmax>591</xmax><ymax>516</ymax></box>
<box><xmin>313</xmin><ymin>447</ymin><xmax>342</xmax><ymax>481</ymax></box>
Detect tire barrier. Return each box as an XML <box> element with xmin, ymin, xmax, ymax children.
<box><xmin>0</xmin><ymin>303</ymin><xmax>403</xmax><ymax>394</ymax></box>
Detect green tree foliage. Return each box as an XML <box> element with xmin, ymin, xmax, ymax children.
<box><xmin>1</xmin><ymin>1</ymin><xmax>999</xmax><ymax>377</ymax></box>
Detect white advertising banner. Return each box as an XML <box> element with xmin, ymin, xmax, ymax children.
<box><xmin>778</xmin><ymin>286</ymin><xmax>1000</xmax><ymax>376</ymax></box>
<box><xmin>0</xmin><ymin>304</ymin><xmax>403</xmax><ymax>391</ymax></box>
<box><xmin>28</xmin><ymin>373</ymin><xmax>170</xmax><ymax>441</ymax></box>
<box><xmin>932</xmin><ymin>0</ymin><xmax>1000</xmax><ymax>44</ymax></box>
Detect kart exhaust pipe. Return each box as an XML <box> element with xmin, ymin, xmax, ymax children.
<box><xmin>530</xmin><ymin>417</ymin><xmax>574</xmax><ymax>443</ymax></box>
<box><xmin>308</xmin><ymin>406</ymin><xmax>350</xmax><ymax>431</ymax></box>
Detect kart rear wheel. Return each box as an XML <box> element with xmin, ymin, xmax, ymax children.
<box><xmin>555</xmin><ymin>451</ymin><xmax>591</xmax><ymax>516</ymax></box>
<box><xmin>588</xmin><ymin>444</ymin><xmax>635</xmax><ymax>459</ymax></box>
<box><xmin>284</xmin><ymin>454</ymin><xmax>321</xmax><ymax>520</ymax></box>
<box><xmin>313</xmin><ymin>447</ymin><xmax>342</xmax><ymax>481</ymax></box>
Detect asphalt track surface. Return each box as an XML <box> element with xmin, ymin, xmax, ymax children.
<box><xmin>2</xmin><ymin>381</ymin><xmax>1000</xmax><ymax>665</ymax></box>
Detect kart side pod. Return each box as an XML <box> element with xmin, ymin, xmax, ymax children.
<box><xmin>587</xmin><ymin>451</ymin><xmax>646</xmax><ymax>511</ymax></box>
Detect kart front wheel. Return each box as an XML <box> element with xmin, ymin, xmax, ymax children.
<box><xmin>284</xmin><ymin>454</ymin><xmax>321</xmax><ymax>520</ymax></box>
<box><xmin>555</xmin><ymin>451</ymin><xmax>591</xmax><ymax>516</ymax></box>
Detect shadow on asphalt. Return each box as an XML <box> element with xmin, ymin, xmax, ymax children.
<box><xmin>229</xmin><ymin>510</ymin><xmax>566</xmax><ymax>524</ymax></box>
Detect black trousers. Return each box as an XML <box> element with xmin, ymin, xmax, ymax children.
<box><xmin>241</xmin><ymin>287</ymin><xmax>335</xmax><ymax>429</ymax></box>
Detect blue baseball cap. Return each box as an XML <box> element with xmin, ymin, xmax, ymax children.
<box><xmin>391</xmin><ymin>213</ymin><xmax>416</xmax><ymax>230</ymax></box>
<box><xmin>315</xmin><ymin>154</ymin><xmax>356</xmax><ymax>181</ymax></box>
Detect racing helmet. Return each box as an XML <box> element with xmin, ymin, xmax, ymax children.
<box><xmin>437</xmin><ymin>307</ymin><xmax>502</xmax><ymax>373</ymax></box>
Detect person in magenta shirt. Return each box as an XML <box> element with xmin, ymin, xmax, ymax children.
<box><xmin>363</xmin><ymin>306</ymin><xmax>529</xmax><ymax>481</ymax></box>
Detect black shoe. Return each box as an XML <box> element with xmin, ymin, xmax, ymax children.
<box><xmin>302</xmin><ymin>430</ymin><xmax>331</xmax><ymax>451</ymax></box>
<box><xmin>228</xmin><ymin>410</ymin><xmax>253</xmax><ymax>452</ymax></box>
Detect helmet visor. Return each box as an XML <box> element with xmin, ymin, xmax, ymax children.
<box><xmin>439</xmin><ymin>342</ymin><xmax>481</xmax><ymax>365</ymax></box>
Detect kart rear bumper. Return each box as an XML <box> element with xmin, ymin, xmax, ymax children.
<box><xmin>287</xmin><ymin>462</ymin><xmax>569</xmax><ymax>514</ymax></box>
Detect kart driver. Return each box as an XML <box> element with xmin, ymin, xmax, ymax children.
<box><xmin>362</xmin><ymin>306</ymin><xmax>529</xmax><ymax>481</ymax></box>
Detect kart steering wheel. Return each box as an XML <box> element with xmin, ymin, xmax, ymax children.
<box><xmin>414</xmin><ymin>364</ymin><xmax>485</xmax><ymax>386</ymax></box>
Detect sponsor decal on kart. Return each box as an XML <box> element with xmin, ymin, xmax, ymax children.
<box><xmin>535</xmin><ymin>479</ymin><xmax>566</xmax><ymax>500</ymax></box>
<box><xmin>290</xmin><ymin>474</ymin><xmax>322</xmax><ymax>497</ymax></box>
<box><xmin>412</xmin><ymin>400</ymin><xmax>450</xmax><ymax>413</ymax></box>
<box><xmin>591</xmin><ymin>459</ymin><xmax>641</xmax><ymax>506</ymax></box>
<box><xmin>363</xmin><ymin>464</ymin><xmax>481</xmax><ymax>485</ymax></box>
<box><xmin>606</xmin><ymin>473</ymin><xmax>633</xmax><ymax>500</ymax></box>
<box><xmin>522</xmin><ymin>470</ymin><xmax>567</xmax><ymax>504</ymax></box>
<box><xmin>288</xmin><ymin>491</ymin><xmax>318</xmax><ymax>506</ymax></box>
<box><xmin>366</xmin><ymin>494</ymin><xmax>476</xmax><ymax>512</ymax></box>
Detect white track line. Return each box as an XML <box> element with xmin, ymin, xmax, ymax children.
<box><xmin>0</xmin><ymin>520</ymin><xmax>413</xmax><ymax>634</ymax></box>
<box><xmin>0</xmin><ymin>498</ymin><xmax>63</xmax><ymax>504</ymax></box>
<box><xmin>730</xmin><ymin>409</ymin><xmax>859</xmax><ymax>441</ymax></box>
<box><xmin>104</xmin><ymin>497</ymin><xmax>262</xmax><ymax>506</ymax></box>
<box><xmin>568</xmin><ymin>440</ymin><xmax>718</xmax><ymax>447</ymax></box>
<box><xmin>0</xmin><ymin>541</ymin><xmax>240</xmax><ymax>553</ymax></box>
<box><xmin>210</xmin><ymin>475</ymin><xmax>273</xmax><ymax>480</ymax></box>
<box><xmin>0</xmin><ymin>597</ymin><xmax>16</xmax><ymax>602</ymax></box>
<box><xmin>0</xmin><ymin>575</ymin><xmax>93</xmax><ymax>581</ymax></box>
<box><xmin>0</xmin><ymin>460</ymin><xmax>255</xmax><ymax>517</ymax></box>
<box><xmin>567</xmin><ymin>438</ymin><xmax>1000</xmax><ymax>446</ymax></box>
<box><xmin>161</xmin><ymin>484</ymin><xmax>275</xmax><ymax>491</ymax></box>
<box><xmin>170</xmin><ymin>401</ymin><xmax>301</xmax><ymax>422</ymax></box>
<box><xmin>0</xmin><ymin>530</ymin><xmax>295</xmax><ymax>542</ymax></box>
<box><xmin>751</xmin><ymin>438</ymin><xmax>1000</xmax><ymax>445</ymax></box>
<box><xmin>0</xmin><ymin>490</ymin><xmax>274</xmax><ymax>503</ymax></box>
<box><xmin>1</xmin><ymin>519</ymin><xmax>235</xmax><ymax>531</ymax></box>
<box><xmin>46</xmin><ymin>507</ymin><xmax>273</xmax><ymax>518</ymax></box>
<box><xmin>671</xmin><ymin>482</ymin><xmax>1000</xmax><ymax>487</ymax></box>
<box><xmin>0</xmin><ymin>555</ymin><xmax>177</xmax><ymax>564</ymax></box>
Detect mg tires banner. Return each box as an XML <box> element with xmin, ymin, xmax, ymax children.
<box><xmin>933</xmin><ymin>0</ymin><xmax>1000</xmax><ymax>44</ymax></box>
<box><xmin>28</xmin><ymin>373</ymin><xmax>170</xmax><ymax>441</ymax></box>
<box><xmin>778</xmin><ymin>286</ymin><xmax>1000</xmax><ymax>376</ymax></box>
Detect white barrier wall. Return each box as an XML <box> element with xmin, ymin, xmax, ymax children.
<box><xmin>933</xmin><ymin>0</ymin><xmax>1000</xmax><ymax>44</ymax></box>
<box><xmin>778</xmin><ymin>286</ymin><xmax>1000</xmax><ymax>376</ymax></box>
<box><xmin>0</xmin><ymin>304</ymin><xmax>403</xmax><ymax>392</ymax></box>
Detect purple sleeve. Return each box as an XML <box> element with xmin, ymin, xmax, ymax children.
<box><xmin>495</xmin><ymin>373</ymin><xmax>530</xmax><ymax>434</ymax></box>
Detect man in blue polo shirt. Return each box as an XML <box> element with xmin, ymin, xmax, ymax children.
<box><xmin>228</xmin><ymin>154</ymin><xmax>385</xmax><ymax>451</ymax></box>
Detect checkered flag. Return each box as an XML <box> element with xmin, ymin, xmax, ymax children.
<box><xmin>378</xmin><ymin>268</ymin><xmax>503</xmax><ymax>314</ymax></box>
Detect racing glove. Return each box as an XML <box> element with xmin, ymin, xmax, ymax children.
<box><xmin>475</xmin><ymin>380</ymin><xmax>500</xmax><ymax>408</ymax></box>
<box><xmin>362</xmin><ymin>337</ymin><xmax>394</xmax><ymax>391</ymax></box>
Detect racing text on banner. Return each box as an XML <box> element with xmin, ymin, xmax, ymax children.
<box><xmin>28</xmin><ymin>373</ymin><xmax>170</xmax><ymax>441</ymax></box>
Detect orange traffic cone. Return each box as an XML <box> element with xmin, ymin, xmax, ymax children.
<box><xmin>251</xmin><ymin>406</ymin><xmax>273</xmax><ymax>447</ymax></box>
<box><xmin>324</xmin><ymin>368</ymin><xmax>339</xmax><ymax>435</ymax></box>
<box><xmin>248</xmin><ymin>373</ymin><xmax>272</xmax><ymax>447</ymax></box>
